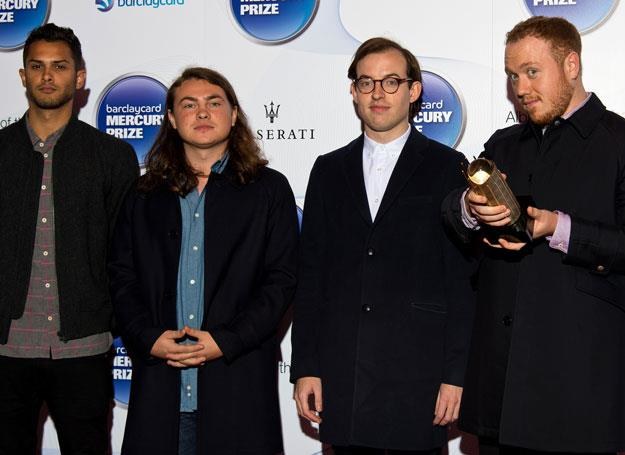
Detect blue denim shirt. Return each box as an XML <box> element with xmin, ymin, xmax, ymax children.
<box><xmin>177</xmin><ymin>154</ymin><xmax>228</xmax><ymax>411</ymax></box>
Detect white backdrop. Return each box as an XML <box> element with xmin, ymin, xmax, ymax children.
<box><xmin>1</xmin><ymin>1</ymin><xmax>624</xmax><ymax>453</ymax></box>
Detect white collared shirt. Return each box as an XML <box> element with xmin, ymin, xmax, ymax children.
<box><xmin>362</xmin><ymin>125</ymin><xmax>411</xmax><ymax>220</ymax></box>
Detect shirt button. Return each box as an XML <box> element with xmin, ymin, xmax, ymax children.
<box><xmin>194</xmin><ymin>213</ymin><xmax>200</xmax><ymax>218</ymax></box>
<box><xmin>374</xmin><ymin>198</ymin><xmax>380</xmax><ymax>203</ymax></box>
<box><xmin>361</xmin><ymin>304</ymin><xmax>372</xmax><ymax>313</ymax></box>
<box><xmin>42</xmin><ymin>250</ymin><xmax>49</xmax><ymax>256</ymax></box>
<box><xmin>189</xmin><ymin>314</ymin><xmax>195</xmax><ymax>320</ymax></box>
<box><xmin>43</xmin><ymin>153</ymin><xmax>49</xmax><ymax>158</ymax></box>
<box><xmin>41</xmin><ymin>185</ymin><xmax>47</xmax><ymax>190</ymax></box>
<box><xmin>189</xmin><ymin>279</ymin><xmax>196</xmax><ymax>285</ymax></box>
<box><xmin>39</xmin><ymin>142</ymin><xmax>44</xmax><ymax>147</ymax></box>
<box><xmin>502</xmin><ymin>315</ymin><xmax>513</xmax><ymax>327</ymax></box>
<box><xmin>367</xmin><ymin>248</ymin><xmax>374</xmax><ymax>256</ymax></box>
<box><xmin>192</xmin><ymin>245</ymin><xmax>199</xmax><ymax>251</ymax></box>
<box><xmin>45</xmin><ymin>282</ymin><xmax>51</xmax><ymax>288</ymax></box>
<box><xmin>47</xmin><ymin>315</ymin><xmax>53</xmax><ymax>321</ymax></box>
<box><xmin>187</xmin><ymin>393</ymin><xmax>191</xmax><ymax>397</ymax></box>
<box><xmin>186</xmin><ymin>385</ymin><xmax>192</xmax><ymax>390</ymax></box>
<box><xmin>42</xmin><ymin>218</ymin><xmax>47</xmax><ymax>223</ymax></box>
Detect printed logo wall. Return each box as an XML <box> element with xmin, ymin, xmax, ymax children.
<box><xmin>230</xmin><ymin>0</ymin><xmax>318</xmax><ymax>43</ymax></box>
<box><xmin>0</xmin><ymin>0</ymin><xmax>49</xmax><ymax>50</ymax></box>
<box><xmin>523</xmin><ymin>0</ymin><xmax>618</xmax><ymax>33</ymax></box>
<box><xmin>96</xmin><ymin>74</ymin><xmax>167</xmax><ymax>166</ymax></box>
<box><xmin>415</xmin><ymin>71</ymin><xmax>465</xmax><ymax>148</ymax></box>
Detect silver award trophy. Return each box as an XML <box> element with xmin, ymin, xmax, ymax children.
<box><xmin>465</xmin><ymin>158</ymin><xmax>531</xmax><ymax>243</ymax></box>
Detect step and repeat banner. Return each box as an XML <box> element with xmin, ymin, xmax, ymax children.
<box><xmin>1</xmin><ymin>1</ymin><xmax>624</xmax><ymax>454</ymax></box>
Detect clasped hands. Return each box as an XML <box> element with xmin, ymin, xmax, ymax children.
<box><xmin>465</xmin><ymin>187</ymin><xmax>558</xmax><ymax>251</ymax></box>
<box><xmin>150</xmin><ymin>326</ymin><xmax>223</xmax><ymax>368</ymax></box>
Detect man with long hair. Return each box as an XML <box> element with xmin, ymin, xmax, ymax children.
<box><xmin>0</xmin><ymin>24</ymin><xmax>139</xmax><ymax>454</ymax></box>
<box><xmin>109</xmin><ymin>67</ymin><xmax>298</xmax><ymax>455</ymax></box>
<box><xmin>444</xmin><ymin>16</ymin><xmax>625</xmax><ymax>454</ymax></box>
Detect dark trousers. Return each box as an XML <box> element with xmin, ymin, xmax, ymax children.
<box><xmin>478</xmin><ymin>437</ymin><xmax>615</xmax><ymax>455</ymax></box>
<box><xmin>0</xmin><ymin>354</ymin><xmax>112</xmax><ymax>455</ymax></box>
<box><xmin>333</xmin><ymin>446</ymin><xmax>440</xmax><ymax>455</ymax></box>
<box><xmin>178</xmin><ymin>411</ymin><xmax>198</xmax><ymax>455</ymax></box>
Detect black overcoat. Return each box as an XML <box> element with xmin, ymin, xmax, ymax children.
<box><xmin>443</xmin><ymin>94</ymin><xmax>625</xmax><ymax>452</ymax></box>
<box><xmin>291</xmin><ymin>128</ymin><xmax>475</xmax><ymax>450</ymax></box>
<box><xmin>108</xmin><ymin>166</ymin><xmax>298</xmax><ymax>454</ymax></box>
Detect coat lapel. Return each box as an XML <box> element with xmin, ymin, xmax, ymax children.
<box><xmin>374</xmin><ymin>128</ymin><xmax>426</xmax><ymax>224</ymax></box>
<box><xmin>342</xmin><ymin>135</ymin><xmax>373</xmax><ymax>225</ymax></box>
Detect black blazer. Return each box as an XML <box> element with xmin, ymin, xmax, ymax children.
<box><xmin>108</xmin><ymin>166</ymin><xmax>298</xmax><ymax>455</ymax></box>
<box><xmin>443</xmin><ymin>94</ymin><xmax>625</xmax><ymax>452</ymax></box>
<box><xmin>291</xmin><ymin>128</ymin><xmax>475</xmax><ymax>450</ymax></box>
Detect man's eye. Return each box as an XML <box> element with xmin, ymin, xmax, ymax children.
<box><xmin>508</xmin><ymin>73</ymin><xmax>518</xmax><ymax>82</ymax></box>
<box><xmin>210</xmin><ymin>102</ymin><xmax>221</xmax><ymax>108</ymax></box>
<box><xmin>527</xmin><ymin>69</ymin><xmax>537</xmax><ymax>78</ymax></box>
<box><xmin>183</xmin><ymin>103</ymin><xmax>195</xmax><ymax>109</ymax></box>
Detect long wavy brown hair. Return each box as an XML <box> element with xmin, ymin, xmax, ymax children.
<box><xmin>138</xmin><ymin>67</ymin><xmax>267</xmax><ymax>195</ymax></box>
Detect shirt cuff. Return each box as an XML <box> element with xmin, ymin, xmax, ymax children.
<box><xmin>548</xmin><ymin>211</ymin><xmax>570</xmax><ymax>253</ymax></box>
<box><xmin>460</xmin><ymin>188</ymin><xmax>480</xmax><ymax>230</ymax></box>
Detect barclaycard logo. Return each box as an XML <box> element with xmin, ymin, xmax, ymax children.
<box><xmin>523</xmin><ymin>0</ymin><xmax>618</xmax><ymax>33</ymax></box>
<box><xmin>112</xmin><ymin>337</ymin><xmax>131</xmax><ymax>406</ymax></box>
<box><xmin>95</xmin><ymin>0</ymin><xmax>114</xmax><ymax>12</ymax></box>
<box><xmin>230</xmin><ymin>0</ymin><xmax>319</xmax><ymax>44</ymax></box>
<box><xmin>0</xmin><ymin>0</ymin><xmax>50</xmax><ymax>51</ymax></box>
<box><xmin>413</xmin><ymin>71</ymin><xmax>465</xmax><ymax>149</ymax></box>
<box><xmin>95</xmin><ymin>74</ymin><xmax>167</xmax><ymax>167</ymax></box>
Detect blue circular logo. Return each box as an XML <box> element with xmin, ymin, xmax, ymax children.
<box><xmin>523</xmin><ymin>0</ymin><xmax>618</xmax><ymax>33</ymax></box>
<box><xmin>414</xmin><ymin>71</ymin><xmax>465</xmax><ymax>148</ymax></box>
<box><xmin>95</xmin><ymin>0</ymin><xmax>114</xmax><ymax>12</ymax></box>
<box><xmin>0</xmin><ymin>0</ymin><xmax>50</xmax><ymax>51</ymax></box>
<box><xmin>96</xmin><ymin>74</ymin><xmax>167</xmax><ymax>167</ymax></box>
<box><xmin>230</xmin><ymin>0</ymin><xmax>318</xmax><ymax>44</ymax></box>
<box><xmin>112</xmin><ymin>337</ymin><xmax>132</xmax><ymax>406</ymax></box>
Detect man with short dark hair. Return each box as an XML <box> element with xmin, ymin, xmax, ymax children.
<box><xmin>443</xmin><ymin>16</ymin><xmax>625</xmax><ymax>454</ymax></box>
<box><xmin>0</xmin><ymin>23</ymin><xmax>138</xmax><ymax>454</ymax></box>
<box><xmin>291</xmin><ymin>37</ymin><xmax>475</xmax><ymax>454</ymax></box>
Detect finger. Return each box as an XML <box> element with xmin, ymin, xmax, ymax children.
<box><xmin>466</xmin><ymin>192</ymin><xmax>488</xmax><ymax>204</ymax></box>
<box><xmin>166</xmin><ymin>329</ymin><xmax>186</xmax><ymax>339</ymax></box>
<box><xmin>452</xmin><ymin>398</ymin><xmax>461</xmax><ymax>422</ymax></box>
<box><xmin>174</xmin><ymin>356</ymin><xmax>207</xmax><ymax>367</ymax></box>
<box><xmin>299</xmin><ymin>390</ymin><xmax>321</xmax><ymax>423</ymax></box>
<box><xmin>497</xmin><ymin>238</ymin><xmax>526</xmax><ymax>251</ymax></box>
<box><xmin>483</xmin><ymin>237</ymin><xmax>503</xmax><ymax>249</ymax></box>
<box><xmin>440</xmin><ymin>401</ymin><xmax>455</xmax><ymax>426</ymax></box>
<box><xmin>433</xmin><ymin>395</ymin><xmax>446</xmax><ymax>425</ymax></box>
<box><xmin>184</xmin><ymin>326</ymin><xmax>204</xmax><ymax>338</ymax></box>
<box><xmin>314</xmin><ymin>385</ymin><xmax>323</xmax><ymax>413</ymax></box>
<box><xmin>167</xmin><ymin>360</ymin><xmax>189</xmax><ymax>368</ymax></box>
<box><xmin>166</xmin><ymin>347</ymin><xmax>206</xmax><ymax>361</ymax></box>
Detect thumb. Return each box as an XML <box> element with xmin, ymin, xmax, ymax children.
<box><xmin>184</xmin><ymin>326</ymin><xmax>200</xmax><ymax>337</ymax></box>
<box><xmin>526</xmin><ymin>206</ymin><xmax>539</xmax><ymax>219</ymax></box>
<box><xmin>169</xmin><ymin>328</ymin><xmax>185</xmax><ymax>338</ymax></box>
<box><xmin>315</xmin><ymin>387</ymin><xmax>323</xmax><ymax>412</ymax></box>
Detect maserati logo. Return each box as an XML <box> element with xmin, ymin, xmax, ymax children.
<box><xmin>264</xmin><ymin>101</ymin><xmax>280</xmax><ymax>123</ymax></box>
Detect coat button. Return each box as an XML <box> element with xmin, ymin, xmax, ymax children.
<box><xmin>367</xmin><ymin>248</ymin><xmax>375</xmax><ymax>256</ymax></box>
<box><xmin>361</xmin><ymin>304</ymin><xmax>372</xmax><ymax>313</ymax></box>
<box><xmin>502</xmin><ymin>315</ymin><xmax>513</xmax><ymax>327</ymax></box>
<box><xmin>596</xmin><ymin>264</ymin><xmax>605</xmax><ymax>272</ymax></box>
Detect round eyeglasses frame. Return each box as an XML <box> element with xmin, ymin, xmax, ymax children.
<box><xmin>353</xmin><ymin>76</ymin><xmax>414</xmax><ymax>94</ymax></box>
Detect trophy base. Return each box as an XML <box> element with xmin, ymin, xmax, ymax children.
<box><xmin>484</xmin><ymin>216</ymin><xmax>532</xmax><ymax>244</ymax></box>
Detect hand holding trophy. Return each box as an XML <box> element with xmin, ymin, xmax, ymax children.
<box><xmin>465</xmin><ymin>158</ymin><xmax>532</xmax><ymax>244</ymax></box>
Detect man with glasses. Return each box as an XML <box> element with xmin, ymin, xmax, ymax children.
<box><xmin>291</xmin><ymin>37</ymin><xmax>474</xmax><ymax>455</ymax></box>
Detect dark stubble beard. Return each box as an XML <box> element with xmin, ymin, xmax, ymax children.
<box><xmin>27</xmin><ymin>84</ymin><xmax>75</xmax><ymax>110</ymax></box>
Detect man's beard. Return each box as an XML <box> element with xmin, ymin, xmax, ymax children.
<box><xmin>27</xmin><ymin>86</ymin><xmax>74</xmax><ymax>110</ymax></box>
<box><xmin>528</xmin><ymin>76</ymin><xmax>574</xmax><ymax>126</ymax></box>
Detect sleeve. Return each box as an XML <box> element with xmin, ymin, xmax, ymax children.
<box><xmin>564</xmin><ymin>149</ymin><xmax>625</xmax><ymax>279</ymax></box>
<box><xmin>289</xmin><ymin>156</ymin><xmax>326</xmax><ymax>382</ymax></box>
<box><xmin>209</xmin><ymin>173</ymin><xmax>299</xmax><ymax>363</ymax></box>
<box><xmin>108</xmin><ymin>191</ymin><xmax>164</xmax><ymax>363</ymax></box>
<box><xmin>106</xmin><ymin>139</ymin><xmax>140</xmax><ymax>242</ymax></box>
<box><xmin>441</xmin><ymin>152</ymin><xmax>477</xmax><ymax>386</ymax></box>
